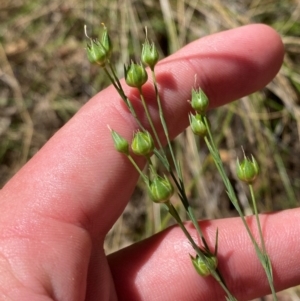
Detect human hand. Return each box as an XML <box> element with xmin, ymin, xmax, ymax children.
<box><xmin>0</xmin><ymin>24</ymin><xmax>297</xmax><ymax>301</ymax></box>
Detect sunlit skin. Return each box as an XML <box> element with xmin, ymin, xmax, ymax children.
<box><xmin>0</xmin><ymin>24</ymin><xmax>299</xmax><ymax>301</ymax></box>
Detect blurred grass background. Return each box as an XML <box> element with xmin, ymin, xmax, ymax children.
<box><xmin>1</xmin><ymin>0</ymin><xmax>300</xmax><ymax>299</ymax></box>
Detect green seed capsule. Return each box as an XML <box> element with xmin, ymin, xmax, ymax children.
<box><xmin>110</xmin><ymin>129</ymin><xmax>129</xmax><ymax>155</ymax></box>
<box><xmin>190</xmin><ymin>253</ymin><xmax>218</xmax><ymax>277</ymax></box>
<box><xmin>236</xmin><ymin>155</ymin><xmax>259</xmax><ymax>184</ymax></box>
<box><xmin>124</xmin><ymin>62</ymin><xmax>148</xmax><ymax>88</ymax></box>
<box><xmin>131</xmin><ymin>131</ymin><xmax>154</xmax><ymax>156</ymax></box>
<box><xmin>142</xmin><ymin>39</ymin><xmax>159</xmax><ymax>70</ymax></box>
<box><xmin>86</xmin><ymin>40</ymin><xmax>108</xmax><ymax>66</ymax></box>
<box><xmin>148</xmin><ymin>175</ymin><xmax>174</xmax><ymax>203</ymax></box>
<box><xmin>189</xmin><ymin>113</ymin><xmax>207</xmax><ymax>137</ymax></box>
<box><xmin>190</xmin><ymin>88</ymin><xmax>209</xmax><ymax>115</ymax></box>
<box><xmin>85</xmin><ymin>24</ymin><xmax>112</xmax><ymax>66</ymax></box>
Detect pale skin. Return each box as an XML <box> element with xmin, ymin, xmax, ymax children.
<box><xmin>0</xmin><ymin>24</ymin><xmax>298</xmax><ymax>301</ymax></box>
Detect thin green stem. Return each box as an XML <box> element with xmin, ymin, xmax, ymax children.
<box><xmin>187</xmin><ymin>205</ymin><xmax>210</xmax><ymax>250</ymax></box>
<box><xmin>127</xmin><ymin>154</ymin><xmax>148</xmax><ymax>183</ymax></box>
<box><xmin>166</xmin><ymin>202</ymin><xmax>237</xmax><ymax>300</ymax></box>
<box><xmin>166</xmin><ymin>169</ymin><xmax>210</xmax><ymax>249</ymax></box>
<box><xmin>138</xmin><ymin>87</ymin><xmax>164</xmax><ymax>151</ymax></box>
<box><xmin>107</xmin><ymin>67</ymin><xmax>200</xmax><ymax>247</ymax></box>
<box><xmin>249</xmin><ymin>185</ymin><xmax>277</xmax><ymax>301</ymax></box>
<box><xmin>103</xmin><ymin>65</ymin><xmax>146</xmax><ymax>131</ymax></box>
<box><xmin>104</xmin><ymin>66</ymin><xmax>181</xmax><ymax>200</ymax></box>
<box><xmin>166</xmin><ymin>202</ymin><xmax>198</xmax><ymax>250</ymax></box>
<box><xmin>203</xmin><ymin>115</ymin><xmax>277</xmax><ymax>300</ymax></box>
<box><xmin>249</xmin><ymin>185</ymin><xmax>266</xmax><ymax>254</ymax></box>
<box><xmin>150</xmin><ymin>69</ymin><xmax>209</xmax><ymax>248</ymax></box>
<box><xmin>107</xmin><ymin>60</ymin><xmax>123</xmax><ymax>91</ymax></box>
<box><xmin>203</xmin><ymin>127</ymin><xmax>260</xmax><ymax>249</ymax></box>
<box><xmin>103</xmin><ymin>66</ymin><xmax>122</xmax><ymax>94</ymax></box>
<box><xmin>151</xmin><ymin>69</ymin><xmax>180</xmax><ymax>174</ymax></box>
<box><xmin>137</xmin><ymin>86</ymin><xmax>196</xmax><ymax>217</ymax></box>
<box><xmin>147</xmin><ymin>156</ymin><xmax>154</xmax><ymax>168</ymax></box>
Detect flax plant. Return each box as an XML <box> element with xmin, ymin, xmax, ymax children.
<box><xmin>189</xmin><ymin>89</ymin><xmax>277</xmax><ymax>300</ymax></box>
<box><xmin>85</xmin><ymin>24</ymin><xmax>276</xmax><ymax>301</ymax></box>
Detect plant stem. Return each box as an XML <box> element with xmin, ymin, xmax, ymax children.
<box><xmin>127</xmin><ymin>154</ymin><xmax>148</xmax><ymax>183</ymax></box>
<box><xmin>249</xmin><ymin>185</ymin><xmax>266</xmax><ymax>254</ymax></box>
<box><xmin>150</xmin><ymin>69</ymin><xmax>209</xmax><ymax>245</ymax></box>
<box><xmin>150</xmin><ymin>69</ymin><xmax>180</xmax><ymax>175</ymax></box>
<box><xmin>149</xmin><ymin>70</ymin><xmax>213</xmax><ymax>252</ymax></box>
<box><xmin>203</xmin><ymin>115</ymin><xmax>277</xmax><ymax>301</ymax></box>
<box><xmin>249</xmin><ymin>184</ymin><xmax>277</xmax><ymax>301</ymax></box>
<box><xmin>138</xmin><ymin>87</ymin><xmax>164</xmax><ymax>151</ymax></box>
<box><xmin>103</xmin><ymin>65</ymin><xmax>146</xmax><ymax>131</ymax></box>
<box><xmin>166</xmin><ymin>202</ymin><xmax>237</xmax><ymax>301</ymax></box>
